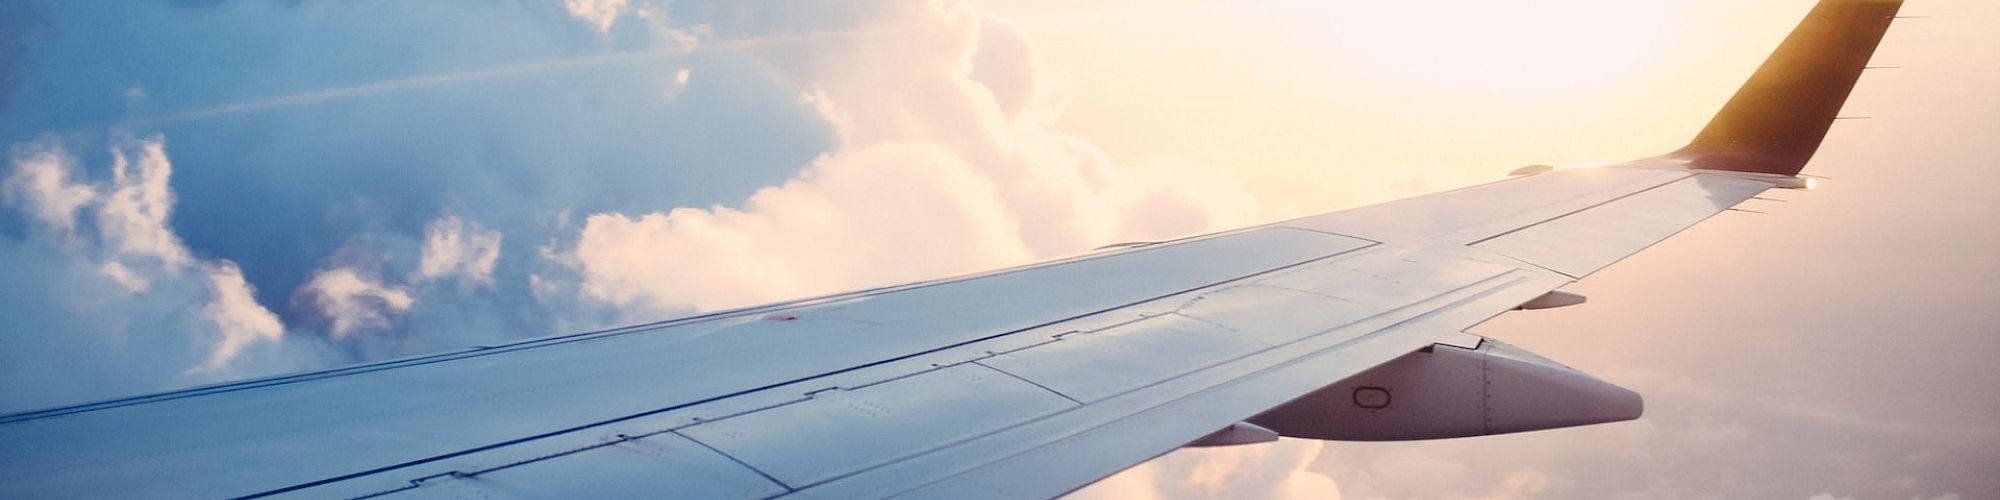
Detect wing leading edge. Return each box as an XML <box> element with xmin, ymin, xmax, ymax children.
<box><xmin>0</xmin><ymin>1</ymin><xmax>1903</xmax><ymax>498</ymax></box>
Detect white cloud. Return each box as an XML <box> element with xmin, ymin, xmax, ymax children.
<box><xmin>1</xmin><ymin>142</ymin><xmax>96</xmax><ymax>237</ymax></box>
<box><xmin>417</xmin><ymin>214</ymin><xmax>503</xmax><ymax>288</ymax></box>
<box><xmin>304</xmin><ymin>267</ymin><xmax>414</xmax><ymax>339</ymax></box>
<box><xmin>199</xmin><ymin>262</ymin><xmax>284</xmax><ymax>371</ymax></box>
<box><xmin>95</xmin><ymin>138</ymin><xmax>191</xmax><ymax>266</ymax></box>
<box><xmin>98</xmin><ymin>261</ymin><xmax>149</xmax><ymax>293</ymax></box>
<box><xmin>1808</xmin><ymin>493</ymin><xmax>1855</xmax><ymax>500</ymax></box>
<box><xmin>573</xmin><ymin>141</ymin><xmax>1034</xmax><ymax>313</ymax></box>
<box><xmin>556</xmin><ymin>1</ymin><xmax>1262</xmax><ymax>315</ymax></box>
<box><xmin>563</xmin><ymin>0</ymin><xmax>629</xmax><ymax>33</ymax></box>
<box><xmin>632</xmin><ymin>3</ymin><xmax>707</xmax><ymax>49</ymax></box>
<box><xmin>1</xmin><ymin>136</ymin><xmax>292</xmax><ymax>375</ymax></box>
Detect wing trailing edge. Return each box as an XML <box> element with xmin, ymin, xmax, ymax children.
<box><xmin>1673</xmin><ymin>0</ymin><xmax>1904</xmax><ymax>176</ymax></box>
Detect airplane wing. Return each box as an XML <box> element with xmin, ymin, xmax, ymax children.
<box><xmin>0</xmin><ymin>1</ymin><xmax>1903</xmax><ymax>498</ymax></box>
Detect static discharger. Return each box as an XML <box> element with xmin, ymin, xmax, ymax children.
<box><xmin>1508</xmin><ymin>165</ymin><xmax>1556</xmax><ymax>176</ymax></box>
<box><xmin>1185</xmin><ymin>421</ymin><xmax>1280</xmax><ymax>448</ymax></box>
<box><xmin>1515</xmin><ymin>290</ymin><xmax>1586</xmax><ymax>310</ymax></box>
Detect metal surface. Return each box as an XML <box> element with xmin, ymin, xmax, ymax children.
<box><xmin>1249</xmin><ymin>339</ymin><xmax>1644</xmax><ymax>441</ymax></box>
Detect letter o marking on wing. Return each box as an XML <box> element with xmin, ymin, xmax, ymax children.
<box><xmin>1353</xmin><ymin>386</ymin><xmax>1391</xmax><ymax>409</ymax></box>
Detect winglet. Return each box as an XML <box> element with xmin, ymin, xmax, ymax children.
<box><xmin>1673</xmin><ymin>0</ymin><xmax>1904</xmax><ymax>176</ymax></box>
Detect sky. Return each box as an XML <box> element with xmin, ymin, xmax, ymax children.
<box><xmin>0</xmin><ymin>0</ymin><xmax>1994</xmax><ymax>499</ymax></box>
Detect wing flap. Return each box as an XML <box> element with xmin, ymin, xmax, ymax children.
<box><xmin>799</xmin><ymin>268</ymin><xmax>1561</xmax><ymax>499</ymax></box>
<box><xmin>367</xmin><ymin>433</ymin><xmax>785</xmax><ymax>500</ymax></box>
<box><xmin>679</xmin><ymin>363</ymin><xmax>1079</xmax><ymax>489</ymax></box>
<box><xmin>978</xmin><ymin>314</ymin><xmax>1271</xmax><ymax>404</ymax></box>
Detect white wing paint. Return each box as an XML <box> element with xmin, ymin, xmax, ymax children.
<box><xmin>0</xmin><ymin>1</ymin><xmax>1905</xmax><ymax>498</ymax></box>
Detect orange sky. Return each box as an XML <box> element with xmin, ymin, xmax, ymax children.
<box><xmin>989</xmin><ymin>1</ymin><xmax>1846</xmax><ymax>214</ymax></box>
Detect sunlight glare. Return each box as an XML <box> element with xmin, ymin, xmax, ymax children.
<box><xmin>1317</xmin><ymin>0</ymin><xmax>1680</xmax><ymax>90</ymax></box>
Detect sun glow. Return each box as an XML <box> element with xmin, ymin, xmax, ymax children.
<box><xmin>1316</xmin><ymin>0</ymin><xmax>1681</xmax><ymax>90</ymax></box>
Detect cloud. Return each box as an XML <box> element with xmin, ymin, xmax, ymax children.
<box><xmin>4</xmin><ymin>138</ymin><xmax>280</xmax><ymax>359</ymax></box>
<box><xmin>0</xmin><ymin>136</ymin><xmax>311</xmax><ymax>410</ymax></box>
<box><xmin>7</xmin><ymin>1</ymin><xmax>845</xmax><ymax>400</ymax></box>
<box><xmin>417</xmin><ymin>214</ymin><xmax>503</xmax><ymax>288</ymax></box>
<box><xmin>558</xmin><ymin>0</ymin><xmax>1262</xmax><ymax>314</ymax></box>
<box><xmin>1</xmin><ymin>142</ymin><xmax>94</xmax><ymax>237</ymax></box>
<box><xmin>1478</xmin><ymin>470</ymin><xmax>1551</xmax><ymax>500</ymax></box>
<box><xmin>571</xmin><ymin>141</ymin><xmax>1033</xmax><ymax>313</ymax></box>
<box><xmin>93</xmin><ymin>138</ymin><xmax>191</xmax><ymax>266</ymax></box>
<box><xmin>564</xmin><ymin>0</ymin><xmax>630</xmax><ymax>32</ymax></box>
<box><xmin>0</xmin><ymin>0</ymin><xmax>1262</xmax><ymax>430</ymax></box>
<box><xmin>1072</xmin><ymin>440</ymin><xmax>1340</xmax><ymax>500</ymax></box>
<box><xmin>1679</xmin><ymin>420</ymin><xmax>1750</xmax><ymax>446</ymax></box>
<box><xmin>303</xmin><ymin>267</ymin><xmax>414</xmax><ymax>339</ymax></box>
<box><xmin>1067</xmin><ymin>460</ymin><xmax>1166</xmax><ymax>500</ymax></box>
<box><xmin>199</xmin><ymin>262</ymin><xmax>284</xmax><ymax>371</ymax></box>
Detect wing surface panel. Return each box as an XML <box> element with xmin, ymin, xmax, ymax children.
<box><xmin>0</xmin><ymin>163</ymin><xmax>1782</xmax><ymax>500</ymax></box>
<box><xmin>802</xmin><ymin>268</ymin><xmax>1566</xmax><ymax>499</ymax></box>
<box><xmin>366</xmin><ymin>433</ymin><xmax>786</xmax><ymax>500</ymax></box>
<box><xmin>0</xmin><ymin>227</ymin><xmax>1372</xmax><ymax>499</ymax></box>
<box><xmin>677</xmin><ymin>363</ymin><xmax>1081</xmax><ymax>489</ymax></box>
<box><xmin>296</xmin><ymin>241</ymin><xmax>1574</xmax><ymax>499</ymax></box>
<box><xmin>1472</xmin><ymin>172</ymin><xmax>1779</xmax><ymax>277</ymax></box>
<box><xmin>1284</xmin><ymin>168</ymin><xmax>1688</xmax><ymax>242</ymax></box>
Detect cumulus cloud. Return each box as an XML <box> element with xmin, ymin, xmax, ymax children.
<box><xmin>558</xmin><ymin>0</ymin><xmax>1262</xmax><ymax>314</ymax></box>
<box><xmin>199</xmin><ymin>262</ymin><xmax>284</xmax><ymax>371</ymax></box>
<box><xmin>95</xmin><ymin>138</ymin><xmax>193</xmax><ymax>266</ymax></box>
<box><xmin>572</xmin><ymin>141</ymin><xmax>1033</xmax><ymax>312</ymax></box>
<box><xmin>4</xmin><ymin>138</ymin><xmax>282</xmax><ymax>363</ymax></box>
<box><xmin>417</xmin><ymin>214</ymin><xmax>502</xmax><ymax>288</ymax></box>
<box><xmin>0</xmin><ymin>136</ymin><xmax>306</xmax><ymax>410</ymax></box>
<box><xmin>304</xmin><ymin>267</ymin><xmax>414</xmax><ymax>339</ymax></box>
<box><xmin>0</xmin><ymin>143</ymin><xmax>94</xmax><ymax>237</ymax></box>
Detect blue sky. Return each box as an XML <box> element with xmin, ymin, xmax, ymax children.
<box><xmin>2</xmin><ymin>0</ymin><xmax>820</xmax><ymax>405</ymax></box>
<box><xmin>0</xmin><ymin>0</ymin><xmax>1259</xmax><ymax>412</ymax></box>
